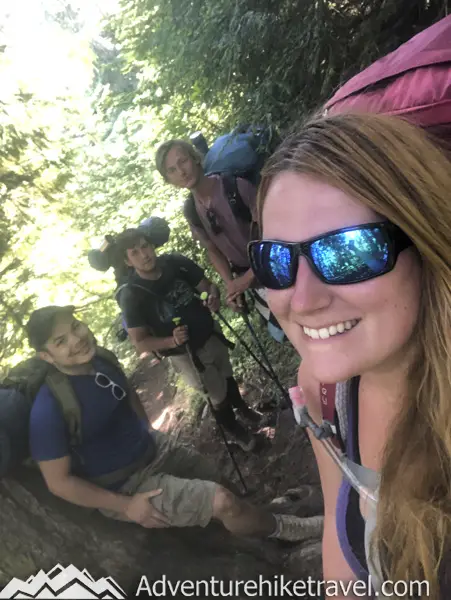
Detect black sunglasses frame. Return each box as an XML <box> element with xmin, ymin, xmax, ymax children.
<box><xmin>248</xmin><ymin>221</ymin><xmax>412</xmax><ymax>290</ymax></box>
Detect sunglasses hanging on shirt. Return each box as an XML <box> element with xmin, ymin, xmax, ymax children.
<box><xmin>95</xmin><ymin>372</ymin><xmax>127</xmax><ymax>401</ymax></box>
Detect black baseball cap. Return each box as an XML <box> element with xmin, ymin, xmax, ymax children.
<box><xmin>26</xmin><ymin>305</ymin><xmax>75</xmax><ymax>350</ymax></box>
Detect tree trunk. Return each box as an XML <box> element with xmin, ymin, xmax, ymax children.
<box><xmin>0</xmin><ymin>465</ymin><xmax>322</xmax><ymax>598</ymax></box>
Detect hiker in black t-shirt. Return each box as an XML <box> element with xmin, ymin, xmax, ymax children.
<box><xmin>115</xmin><ymin>228</ymin><xmax>261</xmax><ymax>451</ymax></box>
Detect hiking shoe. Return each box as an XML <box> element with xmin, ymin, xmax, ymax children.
<box><xmin>269</xmin><ymin>514</ymin><xmax>324</xmax><ymax>542</ymax></box>
<box><xmin>230</xmin><ymin>428</ymin><xmax>258</xmax><ymax>452</ymax></box>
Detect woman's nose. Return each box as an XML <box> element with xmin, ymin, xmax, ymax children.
<box><xmin>289</xmin><ymin>257</ymin><xmax>332</xmax><ymax>315</ymax></box>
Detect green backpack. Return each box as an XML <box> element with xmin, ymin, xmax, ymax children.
<box><xmin>0</xmin><ymin>347</ymin><xmax>130</xmax><ymax>478</ymax></box>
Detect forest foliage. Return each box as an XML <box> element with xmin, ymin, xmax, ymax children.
<box><xmin>0</xmin><ymin>0</ymin><xmax>449</xmax><ymax>376</ymax></box>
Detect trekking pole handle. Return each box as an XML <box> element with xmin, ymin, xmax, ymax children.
<box><xmin>200</xmin><ymin>290</ymin><xmax>222</xmax><ymax>315</ymax></box>
<box><xmin>172</xmin><ymin>317</ymin><xmax>189</xmax><ymax>348</ymax></box>
<box><xmin>200</xmin><ymin>291</ymin><xmax>218</xmax><ymax>308</ymax></box>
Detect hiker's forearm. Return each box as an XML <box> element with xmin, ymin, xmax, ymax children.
<box><xmin>135</xmin><ymin>335</ymin><xmax>177</xmax><ymax>354</ymax></box>
<box><xmin>49</xmin><ymin>475</ymin><xmax>129</xmax><ymax>514</ymax></box>
<box><xmin>241</xmin><ymin>268</ymin><xmax>256</xmax><ymax>288</ymax></box>
<box><xmin>207</xmin><ymin>247</ymin><xmax>233</xmax><ymax>283</ymax></box>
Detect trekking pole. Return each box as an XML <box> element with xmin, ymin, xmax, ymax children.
<box><xmin>200</xmin><ymin>293</ymin><xmax>290</xmax><ymax>407</ymax></box>
<box><xmin>239</xmin><ymin>297</ymin><xmax>290</xmax><ymax>406</ymax></box>
<box><xmin>197</xmin><ymin>293</ymin><xmax>272</xmax><ymax>379</ymax></box>
<box><xmin>172</xmin><ymin>317</ymin><xmax>248</xmax><ymax>494</ymax></box>
<box><xmin>215</xmin><ymin>312</ymin><xmax>275</xmax><ymax>380</ymax></box>
<box><xmin>240</xmin><ymin>295</ymin><xmax>277</xmax><ymax>374</ymax></box>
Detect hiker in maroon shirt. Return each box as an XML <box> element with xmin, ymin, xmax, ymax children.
<box><xmin>155</xmin><ymin>139</ymin><xmax>286</xmax><ymax>342</ymax></box>
<box><xmin>155</xmin><ymin>139</ymin><xmax>258</xmax><ymax>311</ymax></box>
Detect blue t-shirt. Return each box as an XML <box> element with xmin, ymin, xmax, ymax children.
<box><xmin>29</xmin><ymin>357</ymin><xmax>156</xmax><ymax>488</ymax></box>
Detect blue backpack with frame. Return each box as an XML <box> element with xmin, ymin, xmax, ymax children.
<box><xmin>184</xmin><ymin>124</ymin><xmax>280</xmax><ymax>230</ymax></box>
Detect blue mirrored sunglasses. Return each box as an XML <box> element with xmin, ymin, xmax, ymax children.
<box><xmin>248</xmin><ymin>222</ymin><xmax>412</xmax><ymax>290</ymax></box>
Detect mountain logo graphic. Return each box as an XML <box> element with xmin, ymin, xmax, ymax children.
<box><xmin>0</xmin><ymin>564</ymin><xmax>127</xmax><ymax>599</ymax></box>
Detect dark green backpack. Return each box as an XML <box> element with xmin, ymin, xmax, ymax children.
<box><xmin>0</xmin><ymin>347</ymin><xmax>128</xmax><ymax>477</ymax></box>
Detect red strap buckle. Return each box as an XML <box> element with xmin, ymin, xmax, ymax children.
<box><xmin>320</xmin><ymin>382</ymin><xmax>342</xmax><ymax>449</ymax></box>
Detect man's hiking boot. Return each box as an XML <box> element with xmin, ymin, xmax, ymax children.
<box><xmin>226</xmin><ymin>377</ymin><xmax>263</xmax><ymax>424</ymax></box>
<box><xmin>230</xmin><ymin>427</ymin><xmax>257</xmax><ymax>452</ymax></box>
<box><xmin>236</xmin><ymin>405</ymin><xmax>263</xmax><ymax>425</ymax></box>
<box><xmin>213</xmin><ymin>398</ymin><xmax>258</xmax><ymax>451</ymax></box>
<box><xmin>268</xmin><ymin>514</ymin><xmax>324</xmax><ymax>543</ymax></box>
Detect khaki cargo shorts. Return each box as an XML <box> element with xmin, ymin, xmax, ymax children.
<box><xmin>100</xmin><ymin>431</ymin><xmax>220</xmax><ymax>528</ymax></box>
<box><xmin>170</xmin><ymin>329</ymin><xmax>233</xmax><ymax>408</ymax></box>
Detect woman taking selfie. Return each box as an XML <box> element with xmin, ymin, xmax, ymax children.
<box><xmin>249</xmin><ymin>113</ymin><xmax>451</xmax><ymax>598</ymax></box>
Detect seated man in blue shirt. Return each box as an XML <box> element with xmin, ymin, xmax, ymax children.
<box><xmin>27</xmin><ymin>305</ymin><xmax>321</xmax><ymax>539</ymax></box>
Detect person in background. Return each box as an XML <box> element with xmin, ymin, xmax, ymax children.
<box><xmin>155</xmin><ymin>139</ymin><xmax>285</xmax><ymax>342</ymax></box>
<box><xmin>115</xmin><ymin>228</ymin><xmax>262</xmax><ymax>452</ymax></box>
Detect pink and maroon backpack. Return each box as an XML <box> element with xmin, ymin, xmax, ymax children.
<box><xmin>320</xmin><ymin>14</ymin><xmax>451</xmax><ymax>438</ymax></box>
<box><xmin>323</xmin><ymin>14</ymin><xmax>451</xmax><ymax>147</ymax></box>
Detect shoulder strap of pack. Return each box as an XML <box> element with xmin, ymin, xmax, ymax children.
<box><xmin>115</xmin><ymin>281</ymin><xmax>158</xmax><ymax>308</ymax></box>
<box><xmin>318</xmin><ymin>380</ymin><xmax>380</xmax><ymax>499</ymax></box>
<box><xmin>319</xmin><ymin>382</ymin><xmax>344</xmax><ymax>451</ymax></box>
<box><xmin>320</xmin><ymin>383</ymin><xmax>337</xmax><ymax>425</ymax></box>
<box><xmin>221</xmin><ymin>174</ymin><xmax>252</xmax><ymax>223</ymax></box>
<box><xmin>183</xmin><ymin>193</ymin><xmax>204</xmax><ymax>230</ymax></box>
<box><xmin>335</xmin><ymin>380</ymin><xmax>351</xmax><ymax>451</ymax></box>
<box><xmin>95</xmin><ymin>346</ymin><xmax>121</xmax><ymax>370</ymax></box>
<box><xmin>46</xmin><ymin>347</ymin><xmax>131</xmax><ymax>448</ymax></box>
<box><xmin>45</xmin><ymin>369</ymin><xmax>82</xmax><ymax>448</ymax></box>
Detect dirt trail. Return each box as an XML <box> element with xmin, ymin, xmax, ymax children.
<box><xmin>131</xmin><ymin>356</ymin><xmax>325</xmax><ymax>579</ymax></box>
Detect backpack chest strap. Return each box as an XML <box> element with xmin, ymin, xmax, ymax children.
<box><xmin>45</xmin><ymin>370</ymin><xmax>82</xmax><ymax>448</ymax></box>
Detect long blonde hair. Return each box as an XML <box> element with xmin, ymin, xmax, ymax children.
<box><xmin>258</xmin><ymin>113</ymin><xmax>451</xmax><ymax>597</ymax></box>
